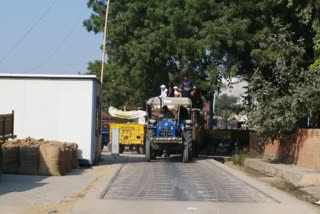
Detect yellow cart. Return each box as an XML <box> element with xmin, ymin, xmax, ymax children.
<box><xmin>109</xmin><ymin>123</ymin><xmax>145</xmax><ymax>154</ymax></box>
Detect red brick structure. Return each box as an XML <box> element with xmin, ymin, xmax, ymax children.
<box><xmin>264</xmin><ymin>129</ymin><xmax>320</xmax><ymax>169</ymax></box>
<box><xmin>249</xmin><ymin>132</ymin><xmax>263</xmax><ymax>156</ymax></box>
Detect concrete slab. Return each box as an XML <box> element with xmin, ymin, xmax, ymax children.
<box><xmin>301</xmin><ymin>186</ymin><xmax>320</xmax><ymax>200</ymax></box>
<box><xmin>244</xmin><ymin>158</ymin><xmax>320</xmax><ymax>187</ymax></box>
<box><xmin>71</xmin><ymin>157</ymin><xmax>320</xmax><ymax>214</ymax></box>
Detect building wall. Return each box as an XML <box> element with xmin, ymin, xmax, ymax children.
<box><xmin>0</xmin><ymin>78</ymin><xmax>94</xmax><ymax>162</ymax></box>
<box><xmin>264</xmin><ymin>129</ymin><xmax>320</xmax><ymax>169</ymax></box>
<box><xmin>249</xmin><ymin>132</ymin><xmax>263</xmax><ymax>156</ymax></box>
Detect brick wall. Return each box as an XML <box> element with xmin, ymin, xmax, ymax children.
<box><xmin>249</xmin><ymin>132</ymin><xmax>263</xmax><ymax>156</ymax></box>
<box><xmin>264</xmin><ymin>129</ymin><xmax>320</xmax><ymax>169</ymax></box>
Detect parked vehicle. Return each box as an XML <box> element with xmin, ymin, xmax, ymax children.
<box><xmin>0</xmin><ymin>110</ymin><xmax>16</xmax><ymax>175</ymax></box>
<box><xmin>0</xmin><ymin>110</ymin><xmax>16</xmax><ymax>141</ymax></box>
<box><xmin>109</xmin><ymin>123</ymin><xmax>145</xmax><ymax>154</ymax></box>
<box><xmin>206</xmin><ymin>130</ymin><xmax>232</xmax><ymax>155</ymax></box>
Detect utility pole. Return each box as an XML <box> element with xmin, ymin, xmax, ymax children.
<box><xmin>99</xmin><ymin>0</ymin><xmax>111</xmax><ymax>153</ymax></box>
<box><xmin>100</xmin><ymin>0</ymin><xmax>111</xmax><ymax>84</ymax></box>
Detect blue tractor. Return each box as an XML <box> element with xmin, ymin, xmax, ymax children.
<box><xmin>145</xmin><ymin>97</ymin><xmax>193</xmax><ymax>162</ymax></box>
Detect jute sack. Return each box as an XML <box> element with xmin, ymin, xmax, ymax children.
<box><xmin>59</xmin><ymin>143</ymin><xmax>68</xmax><ymax>175</ymax></box>
<box><xmin>2</xmin><ymin>140</ymin><xmax>20</xmax><ymax>174</ymax></box>
<box><xmin>71</xmin><ymin>143</ymin><xmax>79</xmax><ymax>169</ymax></box>
<box><xmin>65</xmin><ymin>144</ymin><xmax>72</xmax><ymax>172</ymax></box>
<box><xmin>39</xmin><ymin>141</ymin><xmax>63</xmax><ymax>176</ymax></box>
<box><xmin>19</xmin><ymin>139</ymin><xmax>41</xmax><ymax>175</ymax></box>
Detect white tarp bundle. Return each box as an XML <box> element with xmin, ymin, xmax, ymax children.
<box><xmin>108</xmin><ymin>106</ymin><xmax>147</xmax><ymax>120</ymax></box>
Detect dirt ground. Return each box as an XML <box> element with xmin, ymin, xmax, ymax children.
<box><xmin>224</xmin><ymin>161</ymin><xmax>320</xmax><ymax>209</ymax></box>
<box><xmin>15</xmin><ymin>162</ymin><xmax>112</xmax><ymax>214</ymax></box>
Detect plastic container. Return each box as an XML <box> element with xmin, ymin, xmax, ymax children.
<box><xmin>101</xmin><ymin>129</ymin><xmax>110</xmax><ymax>146</ymax></box>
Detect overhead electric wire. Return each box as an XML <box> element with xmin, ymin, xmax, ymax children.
<box><xmin>31</xmin><ymin>5</ymin><xmax>88</xmax><ymax>72</ymax></box>
<box><xmin>0</xmin><ymin>0</ymin><xmax>58</xmax><ymax>65</ymax></box>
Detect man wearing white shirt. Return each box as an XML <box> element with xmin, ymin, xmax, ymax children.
<box><xmin>159</xmin><ymin>85</ymin><xmax>168</xmax><ymax>98</ymax></box>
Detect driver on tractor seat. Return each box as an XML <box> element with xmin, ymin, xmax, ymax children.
<box><xmin>180</xmin><ymin>106</ymin><xmax>189</xmax><ymax>121</ymax></box>
<box><xmin>162</xmin><ymin>105</ymin><xmax>174</xmax><ymax>118</ymax></box>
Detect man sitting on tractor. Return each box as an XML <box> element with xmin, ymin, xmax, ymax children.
<box><xmin>162</xmin><ymin>105</ymin><xmax>174</xmax><ymax>118</ymax></box>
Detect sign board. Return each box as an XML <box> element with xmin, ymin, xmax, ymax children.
<box><xmin>111</xmin><ymin>128</ymin><xmax>120</xmax><ymax>155</ymax></box>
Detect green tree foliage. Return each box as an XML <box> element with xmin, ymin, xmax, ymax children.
<box><xmin>84</xmin><ymin>0</ymin><xmax>320</xmax><ymax>141</ymax></box>
<box><xmin>84</xmin><ymin>0</ymin><xmax>273</xmax><ymax>108</ymax></box>
<box><xmin>84</xmin><ymin>0</ymin><xmax>223</xmax><ymax>109</ymax></box>
<box><xmin>249</xmin><ymin>22</ymin><xmax>309</xmax><ymax>140</ymax></box>
<box><xmin>248</xmin><ymin>2</ymin><xmax>320</xmax><ymax>141</ymax></box>
<box><xmin>215</xmin><ymin>94</ymin><xmax>242</xmax><ymax>117</ymax></box>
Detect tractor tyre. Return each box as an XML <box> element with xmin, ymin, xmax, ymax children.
<box><xmin>183</xmin><ymin>130</ymin><xmax>192</xmax><ymax>163</ymax></box>
<box><xmin>208</xmin><ymin>143</ymin><xmax>216</xmax><ymax>155</ymax></box>
<box><xmin>145</xmin><ymin>129</ymin><xmax>155</xmax><ymax>162</ymax></box>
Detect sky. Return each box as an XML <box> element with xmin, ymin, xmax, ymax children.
<box><xmin>0</xmin><ymin>0</ymin><xmax>102</xmax><ymax>75</ymax></box>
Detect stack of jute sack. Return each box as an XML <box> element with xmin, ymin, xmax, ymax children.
<box><xmin>1</xmin><ymin>137</ymin><xmax>79</xmax><ymax>176</ymax></box>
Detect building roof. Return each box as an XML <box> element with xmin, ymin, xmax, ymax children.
<box><xmin>0</xmin><ymin>73</ymin><xmax>100</xmax><ymax>82</ymax></box>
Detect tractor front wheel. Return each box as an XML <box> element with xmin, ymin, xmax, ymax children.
<box><xmin>145</xmin><ymin>129</ymin><xmax>155</xmax><ymax>162</ymax></box>
<box><xmin>183</xmin><ymin>130</ymin><xmax>192</xmax><ymax>163</ymax></box>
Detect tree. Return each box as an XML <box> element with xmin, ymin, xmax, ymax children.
<box><xmin>84</xmin><ymin>0</ymin><xmax>223</xmax><ymax>109</ymax></box>
<box><xmin>84</xmin><ymin>0</ymin><xmax>273</xmax><ymax>109</ymax></box>
<box><xmin>84</xmin><ymin>0</ymin><xmax>320</xmax><ymax>142</ymax></box>
<box><xmin>215</xmin><ymin>94</ymin><xmax>242</xmax><ymax>117</ymax></box>
<box><xmin>248</xmin><ymin>19</ymin><xmax>320</xmax><ymax>141</ymax></box>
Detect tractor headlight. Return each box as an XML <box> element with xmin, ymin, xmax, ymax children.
<box><xmin>185</xmin><ymin>120</ymin><xmax>192</xmax><ymax>125</ymax></box>
<box><xmin>149</xmin><ymin>119</ymin><xmax>156</xmax><ymax>124</ymax></box>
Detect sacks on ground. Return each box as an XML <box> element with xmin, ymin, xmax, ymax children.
<box><xmin>71</xmin><ymin>143</ymin><xmax>79</xmax><ymax>169</ymax></box>
<box><xmin>65</xmin><ymin>144</ymin><xmax>72</xmax><ymax>172</ymax></box>
<box><xmin>19</xmin><ymin>139</ymin><xmax>42</xmax><ymax>175</ymax></box>
<box><xmin>2</xmin><ymin>140</ymin><xmax>20</xmax><ymax>174</ymax></box>
<box><xmin>39</xmin><ymin>141</ymin><xmax>64</xmax><ymax>176</ymax></box>
<box><xmin>59</xmin><ymin>143</ymin><xmax>68</xmax><ymax>174</ymax></box>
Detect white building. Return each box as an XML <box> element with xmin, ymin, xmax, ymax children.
<box><xmin>0</xmin><ymin>74</ymin><xmax>102</xmax><ymax>165</ymax></box>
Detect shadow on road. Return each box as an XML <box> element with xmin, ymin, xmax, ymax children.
<box><xmin>98</xmin><ymin>150</ymin><xmax>232</xmax><ymax>165</ymax></box>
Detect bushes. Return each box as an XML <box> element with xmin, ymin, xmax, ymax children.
<box><xmin>232</xmin><ymin>148</ymin><xmax>249</xmax><ymax>166</ymax></box>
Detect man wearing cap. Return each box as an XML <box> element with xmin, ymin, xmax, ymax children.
<box><xmin>180</xmin><ymin>75</ymin><xmax>196</xmax><ymax>98</ymax></box>
<box><xmin>159</xmin><ymin>85</ymin><xmax>168</xmax><ymax>98</ymax></box>
<box><xmin>173</xmin><ymin>86</ymin><xmax>182</xmax><ymax>97</ymax></box>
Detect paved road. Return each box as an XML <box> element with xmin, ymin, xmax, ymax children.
<box><xmin>71</xmin><ymin>155</ymin><xmax>320</xmax><ymax>214</ymax></box>
<box><xmin>102</xmin><ymin>157</ymin><xmax>276</xmax><ymax>202</ymax></box>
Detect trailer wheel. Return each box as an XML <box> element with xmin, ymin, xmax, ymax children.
<box><xmin>119</xmin><ymin>145</ymin><xmax>125</xmax><ymax>154</ymax></box>
<box><xmin>145</xmin><ymin>129</ymin><xmax>155</xmax><ymax>162</ymax></box>
<box><xmin>208</xmin><ymin>143</ymin><xmax>216</xmax><ymax>155</ymax></box>
<box><xmin>107</xmin><ymin>143</ymin><xmax>112</xmax><ymax>152</ymax></box>
<box><xmin>183</xmin><ymin>130</ymin><xmax>192</xmax><ymax>163</ymax></box>
<box><xmin>139</xmin><ymin>145</ymin><xmax>145</xmax><ymax>154</ymax></box>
